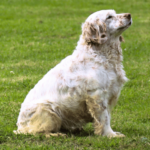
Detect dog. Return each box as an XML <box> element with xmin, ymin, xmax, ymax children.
<box><xmin>14</xmin><ymin>10</ymin><xmax>132</xmax><ymax>138</ymax></box>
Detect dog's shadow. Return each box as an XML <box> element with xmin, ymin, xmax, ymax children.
<box><xmin>61</xmin><ymin>123</ymin><xmax>94</xmax><ymax>137</ymax></box>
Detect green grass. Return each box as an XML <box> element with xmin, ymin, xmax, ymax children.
<box><xmin>0</xmin><ymin>0</ymin><xmax>150</xmax><ymax>149</ymax></box>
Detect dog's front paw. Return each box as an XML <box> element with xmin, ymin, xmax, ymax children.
<box><xmin>115</xmin><ymin>132</ymin><xmax>125</xmax><ymax>137</ymax></box>
<box><xmin>104</xmin><ymin>131</ymin><xmax>125</xmax><ymax>138</ymax></box>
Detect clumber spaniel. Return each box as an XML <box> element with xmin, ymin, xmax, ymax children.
<box><xmin>14</xmin><ymin>10</ymin><xmax>132</xmax><ymax>138</ymax></box>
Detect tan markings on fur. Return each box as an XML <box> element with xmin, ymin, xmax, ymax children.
<box><xmin>119</xmin><ymin>36</ymin><xmax>124</xmax><ymax>42</ymax></box>
<box><xmin>92</xmin><ymin>67</ymin><xmax>96</xmax><ymax>70</ymax></box>
<box><xmin>96</xmin><ymin>19</ymin><xmax>105</xmax><ymax>33</ymax></box>
<box><xmin>82</xmin><ymin>20</ymin><xmax>107</xmax><ymax>45</ymax></box>
<box><xmin>118</xmin><ymin>15</ymin><xmax>124</xmax><ymax>19</ymax></box>
<box><xmin>108</xmin><ymin>95</ymin><xmax>117</xmax><ymax>106</ymax></box>
<box><xmin>99</xmin><ymin>23</ymin><xmax>106</xmax><ymax>33</ymax></box>
<box><xmin>99</xmin><ymin>24</ymin><xmax>104</xmax><ymax>33</ymax></box>
<box><xmin>15</xmin><ymin>103</ymin><xmax>62</xmax><ymax>135</ymax></box>
<box><xmin>103</xmin><ymin>61</ymin><xmax>109</xmax><ymax>69</ymax></box>
<box><xmin>85</xmin><ymin>96</ymin><xmax>105</xmax><ymax>135</ymax></box>
<box><xmin>94</xmin><ymin>121</ymin><xmax>104</xmax><ymax>135</ymax></box>
<box><xmin>103</xmin><ymin>22</ymin><xmax>106</xmax><ymax>32</ymax></box>
<box><xmin>119</xmin><ymin>20</ymin><xmax>124</xmax><ymax>26</ymax></box>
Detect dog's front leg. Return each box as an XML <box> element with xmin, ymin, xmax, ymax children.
<box><xmin>94</xmin><ymin>108</ymin><xmax>116</xmax><ymax>137</ymax></box>
<box><xmin>86</xmin><ymin>96</ymin><xmax>125</xmax><ymax>138</ymax></box>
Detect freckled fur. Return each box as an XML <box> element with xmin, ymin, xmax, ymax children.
<box><xmin>119</xmin><ymin>35</ymin><xmax>125</xmax><ymax>42</ymax></box>
<box><xmin>14</xmin><ymin>10</ymin><xmax>132</xmax><ymax>138</ymax></box>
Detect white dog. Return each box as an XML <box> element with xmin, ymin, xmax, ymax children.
<box><xmin>14</xmin><ymin>10</ymin><xmax>132</xmax><ymax>138</ymax></box>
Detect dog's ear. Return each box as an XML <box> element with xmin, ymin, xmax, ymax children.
<box><xmin>119</xmin><ymin>35</ymin><xmax>125</xmax><ymax>42</ymax></box>
<box><xmin>82</xmin><ymin>21</ymin><xmax>107</xmax><ymax>45</ymax></box>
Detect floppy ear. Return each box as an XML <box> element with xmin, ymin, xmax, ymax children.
<box><xmin>82</xmin><ymin>21</ymin><xmax>108</xmax><ymax>45</ymax></box>
<box><xmin>119</xmin><ymin>35</ymin><xmax>125</xmax><ymax>42</ymax></box>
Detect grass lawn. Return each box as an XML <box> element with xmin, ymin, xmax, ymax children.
<box><xmin>0</xmin><ymin>0</ymin><xmax>150</xmax><ymax>149</ymax></box>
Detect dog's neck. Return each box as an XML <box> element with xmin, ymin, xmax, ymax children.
<box><xmin>76</xmin><ymin>36</ymin><xmax>123</xmax><ymax>64</ymax></box>
<box><xmin>74</xmin><ymin>36</ymin><xmax>127</xmax><ymax>83</ymax></box>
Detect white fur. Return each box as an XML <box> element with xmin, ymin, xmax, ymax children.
<box><xmin>14</xmin><ymin>10</ymin><xmax>132</xmax><ymax>137</ymax></box>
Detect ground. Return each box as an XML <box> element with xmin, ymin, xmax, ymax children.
<box><xmin>0</xmin><ymin>0</ymin><xmax>150</xmax><ymax>149</ymax></box>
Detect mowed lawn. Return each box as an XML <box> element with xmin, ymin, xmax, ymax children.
<box><xmin>0</xmin><ymin>0</ymin><xmax>150</xmax><ymax>149</ymax></box>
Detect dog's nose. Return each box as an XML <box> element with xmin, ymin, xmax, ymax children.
<box><xmin>124</xmin><ymin>13</ymin><xmax>131</xmax><ymax>20</ymax></box>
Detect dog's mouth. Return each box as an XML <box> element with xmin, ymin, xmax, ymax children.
<box><xmin>118</xmin><ymin>21</ymin><xmax>132</xmax><ymax>30</ymax></box>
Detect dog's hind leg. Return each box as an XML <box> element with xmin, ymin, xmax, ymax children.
<box><xmin>14</xmin><ymin>103</ymin><xmax>65</xmax><ymax>136</ymax></box>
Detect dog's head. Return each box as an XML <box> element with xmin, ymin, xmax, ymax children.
<box><xmin>82</xmin><ymin>10</ymin><xmax>132</xmax><ymax>45</ymax></box>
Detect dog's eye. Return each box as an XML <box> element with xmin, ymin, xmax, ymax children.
<box><xmin>101</xmin><ymin>34</ymin><xmax>106</xmax><ymax>38</ymax></box>
<box><xmin>107</xmin><ymin>16</ymin><xmax>113</xmax><ymax>19</ymax></box>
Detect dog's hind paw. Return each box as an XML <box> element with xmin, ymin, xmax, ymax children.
<box><xmin>45</xmin><ymin>133</ymin><xmax>67</xmax><ymax>138</ymax></box>
<box><xmin>13</xmin><ymin>130</ymin><xmax>19</xmax><ymax>134</ymax></box>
